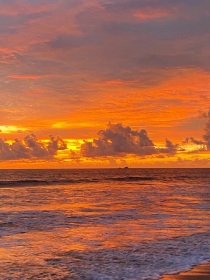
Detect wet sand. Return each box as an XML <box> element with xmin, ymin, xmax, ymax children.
<box><xmin>161</xmin><ymin>263</ymin><xmax>210</xmax><ymax>280</ymax></box>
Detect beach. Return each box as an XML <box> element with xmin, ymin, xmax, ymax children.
<box><xmin>162</xmin><ymin>263</ymin><xmax>210</xmax><ymax>280</ymax></box>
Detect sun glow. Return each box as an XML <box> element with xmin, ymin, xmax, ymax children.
<box><xmin>0</xmin><ymin>126</ymin><xmax>28</xmax><ymax>134</ymax></box>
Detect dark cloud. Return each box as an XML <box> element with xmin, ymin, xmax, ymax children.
<box><xmin>20</xmin><ymin>11</ymin><xmax>49</xmax><ymax>22</ymax></box>
<box><xmin>11</xmin><ymin>139</ymin><xmax>31</xmax><ymax>159</ymax></box>
<box><xmin>80</xmin><ymin>123</ymin><xmax>156</xmax><ymax>157</ymax></box>
<box><xmin>47</xmin><ymin>135</ymin><xmax>67</xmax><ymax>155</ymax></box>
<box><xmin>201</xmin><ymin>110</ymin><xmax>210</xmax><ymax>119</ymax></box>
<box><xmin>0</xmin><ymin>138</ymin><xmax>31</xmax><ymax>160</ymax></box>
<box><xmin>0</xmin><ymin>134</ymin><xmax>67</xmax><ymax>161</ymax></box>
<box><xmin>183</xmin><ymin>110</ymin><xmax>210</xmax><ymax>150</ymax></box>
<box><xmin>0</xmin><ymin>9</ymin><xmax>48</xmax><ymax>35</ymax></box>
<box><xmin>49</xmin><ymin>34</ymin><xmax>97</xmax><ymax>49</ymax></box>
<box><xmin>98</xmin><ymin>17</ymin><xmax>210</xmax><ymax>49</ymax></box>
<box><xmin>0</xmin><ymin>14</ymin><xmax>19</xmax><ymax>34</ymax></box>
<box><xmin>24</xmin><ymin>134</ymin><xmax>50</xmax><ymax>157</ymax></box>
<box><xmin>159</xmin><ymin>138</ymin><xmax>178</xmax><ymax>154</ymax></box>
<box><xmin>183</xmin><ymin>137</ymin><xmax>205</xmax><ymax>145</ymax></box>
<box><xmin>26</xmin><ymin>0</ymin><xmax>57</xmax><ymax>5</ymax></box>
<box><xmin>203</xmin><ymin>110</ymin><xmax>210</xmax><ymax>149</ymax></box>
<box><xmin>51</xmin><ymin>0</ymin><xmax>210</xmax><ymax>86</ymax></box>
<box><xmin>2</xmin><ymin>0</ymin><xmax>210</xmax><ymax>101</ymax></box>
<box><xmin>102</xmin><ymin>0</ymin><xmax>210</xmax><ymax>13</ymax></box>
<box><xmin>0</xmin><ymin>139</ymin><xmax>16</xmax><ymax>160</ymax></box>
<box><xmin>139</xmin><ymin>54</ymin><xmax>201</xmax><ymax>69</ymax></box>
<box><xmin>79</xmin><ymin>123</ymin><xmax>179</xmax><ymax>157</ymax></box>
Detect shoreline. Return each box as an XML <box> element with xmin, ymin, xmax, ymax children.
<box><xmin>161</xmin><ymin>262</ymin><xmax>210</xmax><ymax>280</ymax></box>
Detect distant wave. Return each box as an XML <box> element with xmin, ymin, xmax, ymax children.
<box><xmin>0</xmin><ymin>179</ymin><xmax>98</xmax><ymax>187</ymax></box>
<box><xmin>106</xmin><ymin>176</ymin><xmax>155</xmax><ymax>182</ymax></box>
<box><xmin>0</xmin><ymin>176</ymin><xmax>155</xmax><ymax>187</ymax></box>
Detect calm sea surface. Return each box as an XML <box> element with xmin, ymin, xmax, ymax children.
<box><xmin>0</xmin><ymin>168</ymin><xmax>209</xmax><ymax>280</ymax></box>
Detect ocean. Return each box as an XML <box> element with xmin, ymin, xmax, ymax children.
<box><xmin>0</xmin><ymin>168</ymin><xmax>209</xmax><ymax>280</ymax></box>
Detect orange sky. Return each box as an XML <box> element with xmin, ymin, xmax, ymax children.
<box><xmin>0</xmin><ymin>0</ymin><xmax>210</xmax><ymax>168</ymax></box>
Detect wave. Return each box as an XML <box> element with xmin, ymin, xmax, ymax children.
<box><xmin>0</xmin><ymin>176</ymin><xmax>155</xmax><ymax>187</ymax></box>
<box><xmin>49</xmin><ymin>230</ymin><xmax>210</xmax><ymax>280</ymax></box>
<box><xmin>0</xmin><ymin>179</ymin><xmax>99</xmax><ymax>187</ymax></box>
<box><xmin>107</xmin><ymin>176</ymin><xmax>155</xmax><ymax>182</ymax></box>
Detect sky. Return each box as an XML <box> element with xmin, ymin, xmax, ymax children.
<box><xmin>0</xmin><ymin>0</ymin><xmax>210</xmax><ymax>168</ymax></box>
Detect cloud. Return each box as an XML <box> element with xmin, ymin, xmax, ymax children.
<box><xmin>203</xmin><ymin>110</ymin><xmax>210</xmax><ymax>149</ymax></box>
<box><xmin>159</xmin><ymin>138</ymin><xmax>179</xmax><ymax>154</ymax></box>
<box><xmin>0</xmin><ymin>14</ymin><xmax>19</xmax><ymax>34</ymax></box>
<box><xmin>201</xmin><ymin>110</ymin><xmax>210</xmax><ymax>119</ymax></box>
<box><xmin>0</xmin><ymin>134</ymin><xmax>67</xmax><ymax>161</ymax></box>
<box><xmin>0</xmin><ymin>139</ymin><xmax>17</xmax><ymax>160</ymax></box>
<box><xmin>78</xmin><ymin>123</ymin><xmax>179</xmax><ymax>157</ymax></box>
<box><xmin>24</xmin><ymin>134</ymin><xmax>50</xmax><ymax>157</ymax></box>
<box><xmin>8</xmin><ymin>74</ymin><xmax>41</xmax><ymax>79</ymax></box>
<box><xmin>183</xmin><ymin>137</ymin><xmax>205</xmax><ymax>145</ymax></box>
<box><xmin>102</xmin><ymin>0</ymin><xmax>210</xmax><ymax>16</ymax></box>
<box><xmin>47</xmin><ymin>135</ymin><xmax>67</xmax><ymax>155</ymax></box>
<box><xmin>133</xmin><ymin>4</ymin><xmax>178</xmax><ymax>21</ymax></box>
<box><xmin>0</xmin><ymin>138</ymin><xmax>32</xmax><ymax>160</ymax></box>
<box><xmin>1</xmin><ymin>0</ymin><xmax>210</xmax><ymax>158</ymax></box>
<box><xmin>10</xmin><ymin>139</ymin><xmax>31</xmax><ymax>159</ymax></box>
<box><xmin>134</xmin><ymin>9</ymin><xmax>171</xmax><ymax>21</ymax></box>
<box><xmin>49</xmin><ymin>34</ymin><xmax>92</xmax><ymax>49</ymax></box>
<box><xmin>80</xmin><ymin>123</ymin><xmax>156</xmax><ymax>157</ymax></box>
<box><xmin>183</xmin><ymin>110</ymin><xmax>210</xmax><ymax>150</ymax></box>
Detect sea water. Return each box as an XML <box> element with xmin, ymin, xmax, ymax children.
<box><xmin>0</xmin><ymin>168</ymin><xmax>209</xmax><ymax>279</ymax></box>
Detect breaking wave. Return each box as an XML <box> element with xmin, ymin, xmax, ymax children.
<box><xmin>0</xmin><ymin>176</ymin><xmax>155</xmax><ymax>187</ymax></box>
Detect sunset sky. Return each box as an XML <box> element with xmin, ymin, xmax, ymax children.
<box><xmin>0</xmin><ymin>0</ymin><xmax>210</xmax><ymax>168</ymax></box>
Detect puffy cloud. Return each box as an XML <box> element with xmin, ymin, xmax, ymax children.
<box><xmin>77</xmin><ymin>123</ymin><xmax>182</xmax><ymax>158</ymax></box>
<box><xmin>158</xmin><ymin>138</ymin><xmax>178</xmax><ymax>154</ymax></box>
<box><xmin>183</xmin><ymin>137</ymin><xmax>205</xmax><ymax>145</ymax></box>
<box><xmin>47</xmin><ymin>135</ymin><xmax>67</xmax><ymax>155</ymax></box>
<box><xmin>190</xmin><ymin>137</ymin><xmax>205</xmax><ymax>145</ymax></box>
<box><xmin>0</xmin><ymin>138</ymin><xmax>16</xmax><ymax>160</ymax></box>
<box><xmin>203</xmin><ymin>110</ymin><xmax>210</xmax><ymax>149</ymax></box>
<box><xmin>24</xmin><ymin>134</ymin><xmax>49</xmax><ymax>158</ymax></box>
<box><xmin>80</xmin><ymin>123</ymin><xmax>157</xmax><ymax>157</ymax></box>
<box><xmin>165</xmin><ymin>138</ymin><xmax>178</xmax><ymax>153</ymax></box>
<box><xmin>0</xmin><ymin>138</ymin><xmax>31</xmax><ymax>160</ymax></box>
<box><xmin>183</xmin><ymin>110</ymin><xmax>210</xmax><ymax>150</ymax></box>
<box><xmin>183</xmin><ymin>137</ymin><xmax>189</xmax><ymax>144</ymax></box>
<box><xmin>0</xmin><ymin>134</ymin><xmax>67</xmax><ymax>161</ymax></box>
<box><xmin>11</xmin><ymin>139</ymin><xmax>31</xmax><ymax>159</ymax></box>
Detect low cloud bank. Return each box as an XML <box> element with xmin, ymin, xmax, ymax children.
<box><xmin>2</xmin><ymin>110</ymin><xmax>209</xmax><ymax>161</ymax></box>
<box><xmin>79</xmin><ymin>123</ymin><xmax>177</xmax><ymax>157</ymax></box>
<box><xmin>78</xmin><ymin>111</ymin><xmax>210</xmax><ymax>158</ymax></box>
<box><xmin>0</xmin><ymin>134</ymin><xmax>67</xmax><ymax>161</ymax></box>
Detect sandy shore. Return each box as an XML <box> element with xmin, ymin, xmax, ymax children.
<box><xmin>161</xmin><ymin>263</ymin><xmax>210</xmax><ymax>280</ymax></box>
